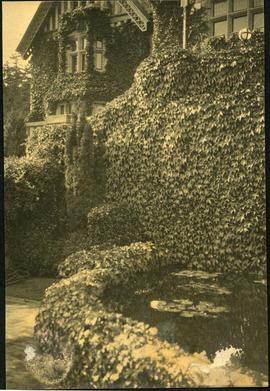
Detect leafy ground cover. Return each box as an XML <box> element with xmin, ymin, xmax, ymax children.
<box><xmin>24</xmin><ymin>244</ymin><xmax>268</xmax><ymax>388</ymax></box>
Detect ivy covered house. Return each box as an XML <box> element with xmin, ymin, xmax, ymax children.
<box><xmin>16</xmin><ymin>0</ymin><xmax>152</xmax><ymax>135</ymax></box>
<box><xmin>17</xmin><ymin>0</ymin><xmax>264</xmax><ymax>135</ymax></box>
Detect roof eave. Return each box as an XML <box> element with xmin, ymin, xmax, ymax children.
<box><xmin>16</xmin><ymin>1</ymin><xmax>53</xmax><ymax>59</ymax></box>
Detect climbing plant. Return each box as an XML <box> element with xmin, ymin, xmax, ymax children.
<box><xmin>34</xmin><ymin>7</ymin><xmax>150</xmax><ymax>116</ymax></box>
<box><xmin>28</xmin><ymin>32</ymin><xmax>59</xmax><ymax>121</ymax></box>
<box><xmin>89</xmin><ymin>32</ymin><xmax>265</xmax><ymax>274</ymax></box>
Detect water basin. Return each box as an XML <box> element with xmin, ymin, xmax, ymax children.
<box><xmin>105</xmin><ymin>268</ymin><xmax>268</xmax><ymax>376</ymax></box>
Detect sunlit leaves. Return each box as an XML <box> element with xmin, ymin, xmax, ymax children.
<box><xmin>88</xmin><ymin>33</ymin><xmax>266</xmax><ymax>274</ymax></box>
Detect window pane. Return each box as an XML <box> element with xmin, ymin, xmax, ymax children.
<box><xmin>71</xmin><ymin>55</ymin><xmax>78</xmax><ymax>72</ymax></box>
<box><xmin>52</xmin><ymin>12</ymin><xmax>56</xmax><ymax>30</ymax></box>
<box><xmin>233</xmin><ymin>0</ymin><xmax>247</xmax><ymax>11</ymax></box>
<box><xmin>96</xmin><ymin>40</ymin><xmax>103</xmax><ymax>49</ymax></box>
<box><xmin>253</xmin><ymin>13</ymin><xmax>264</xmax><ymax>30</ymax></box>
<box><xmin>253</xmin><ymin>0</ymin><xmax>264</xmax><ymax>7</ymax></box>
<box><xmin>213</xmin><ymin>1</ymin><xmax>227</xmax><ymax>16</ymax></box>
<box><xmin>96</xmin><ymin>53</ymin><xmax>103</xmax><ymax>70</ymax></box>
<box><xmin>60</xmin><ymin>105</ymin><xmax>65</xmax><ymax>115</ymax></box>
<box><xmin>82</xmin><ymin>38</ymin><xmax>87</xmax><ymax>49</ymax></box>
<box><xmin>81</xmin><ymin>53</ymin><xmax>86</xmax><ymax>71</ymax></box>
<box><xmin>213</xmin><ymin>20</ymin><xmax>227</xmax><ymax>36</ymax></box>
<box><xmin>233</xmin><ymin>15</ymin><xmax>248</xmax><ymax>32</ymax></box>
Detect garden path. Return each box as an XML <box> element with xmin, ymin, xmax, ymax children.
<box><xmin>6</xmin><ymin>278</ymin><xmax>56</xmax><ymax>389</ymax></box>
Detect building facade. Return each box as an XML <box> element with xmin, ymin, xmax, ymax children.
<box><xmin>17</xmin><ymin>0</ymin><xmax>264</xmax><ymax>135</ymax></box>
<box><xmin>204</xmin><ymin>0</ymin><xmax>264</xmax><ymax>38</ymax></box>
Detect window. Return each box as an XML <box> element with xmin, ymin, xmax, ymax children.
<box><xmin>56</xmin><ymin>102</ymin><xmax>76</xmax><ymax>115</ymax></box>
<box><xmin>214</xmin><ymin>20</ymin><xmax>227</xmax><ymax>36</ymax></box>
<box><xmin>211</xmin><ymin>0</ymin><xmax>264</xmax><ymax>38</ymax></box>
<box><xmin>233</xmin><ymin>15</ymin><xmax>248</xmax><ymax>32</ymax></box>
<box><xmin>81</xmin><ymin>53</ymin><xmax>86</xmax><ymax>72</ymax></box>
<box><xmin>96</xmin><ymin>40</ymin><xmax>103</xmax><ymax>49</ymax></box>
<box><xmin>94</xmin><ymin>40</ymin><xmax>106</xmax><ymax>72</ymax></box>
<box><xmin>66</xmin><ymin>34</ymin><xmax>87</xmax><ymax>73</ymax></box>
<box><xmin>71</xmin><ymin>55</ymin><xmax>78</xmax><ymax>73</ymax></box>
<box><xmin>95</xmin><ymin>53</ymin><xmax>103</xmax><ymax>70</ymax></box>
<box><xmin>253</xmin><ymin>0</ymin><xmax>263</xmax><ymax>7</ymax></box>
<box><xmin>253</xmin><ymin>12</ymin><xmax>264</xmax><ymax>30</ymax></box>
<box><xmin>232</xmin><ymin>0</ymin><xmax>247</xmax><ymax>11</ymax></box>
<box><xmin>213</xmin><ymin>1</ymin><xmax>227</xmax><ymax>16</ymax></box>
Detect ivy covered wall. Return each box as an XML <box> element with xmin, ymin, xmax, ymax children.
<box><xmin>89</xmin><ymin>32</ymin><xmax>266</xmax><ymax>274</ymax></box>
<box><xmin>28</xmin><ymin>6</ymin><xmax>150</xmax><ymax>121</ymax></box>
<box><xmin>28</xmin><ymin>30</ymin><xmax>59</xmax><ymax>121</ymax></box>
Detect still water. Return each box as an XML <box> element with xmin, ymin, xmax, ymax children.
<box><xmin>107</xmin><ymin>268</ymin><xmax>268</xmax><ymax>376</ymax></box>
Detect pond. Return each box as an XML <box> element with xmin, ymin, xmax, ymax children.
<box><xmin>106</xmin><ymin>267</ymin><xmax>268</xmax><ymax>377</ymax></box>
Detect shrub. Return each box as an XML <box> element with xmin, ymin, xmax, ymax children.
<box><xmin>87</xmin><ymin>202</ymin><xmax>148</xmax><ymax>246</ymax></box>
<box><xmin>26</xmin><ymin>122</ymin><xmax>97</xmax><ymax>232</ymax></box>
<box><xmin>58</xmin><ymin>241</ymin><xmax>155</xmax><ymax>279</ymax></box>
<box><xmin>26</xmin><ymin>124</ymin><xmax>67</xmax><ymax>166</ymax></box>
<box><xmin>5</xmin><ymin>155</ymin><xmax>66</xmax><ymax>276</ymax></box>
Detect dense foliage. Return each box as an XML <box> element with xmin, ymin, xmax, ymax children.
<box><xmin>150</xmin><ymin>0</ymin><xmax>208</xmax><ymax>51</ymax></box>
<box><xmin>65</xmin><ymin>113</ymin><xmax>96</xmax><ymax>229</ymax></box>
<box><xmin>87</xmin><ymin>202</ymin><xmax>147</xmax><ymax>245</ymax></box>
<box><xmin>4</xmin><ymin>156</ymin><xmax>66</xmax><ymax>276</ymax></box>
<box><xmin>4</xmin><ymin>125</ymin><xmax>67</xmax><ymax>275</ymax></box>
<box><xmin>3</xmin><ymin>56</ymin><xmax>30</xmax><ymax>156</ymax></box>
<box><xmin>29</xmin><ymin>6</ymin><xmax>150</xmax><ymax>120</ymax></box>
<box><xmin>28</xmin><ymin>242</ymin><xmax>266</xmax><ymax>388</ymax></box>
<box><xmin>89</xmin><ymin>32</ymin><xmax>265</xmax><ymax>274</ymax></box>
<box><xmin>24</xmin><ymin>23</ymin><xmax>266</xmax><ymax>390</ymax></box>
<box><xmin>26</xmin><ymin>121</ymin><xmax>97</xmax><ymax>231</ymax></box>
<box><xmin>28</xmin><ymin>32</ymin><xmax>59</xmax><ymax>121</ymax></box>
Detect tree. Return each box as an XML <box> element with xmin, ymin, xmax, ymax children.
<box><xmin>3</xmin><ymin>54</ymin><xmax>31</xmax><ymax>157</ymax></box>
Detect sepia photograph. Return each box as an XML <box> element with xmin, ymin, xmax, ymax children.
<box><xmin>2</xmin><ymin>0</ymin><xmax>268</xmax><ymax>389</ymax></box>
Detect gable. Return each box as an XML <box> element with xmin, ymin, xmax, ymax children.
<box><xmin>16</xmin><ymin>1</ymin><xmax>53</xmax><ymax>59</ymax></box>
<box><xmin>16</xmin><ymin>1</ymin><xmax>151</xmax><ymax>60</ymax></box>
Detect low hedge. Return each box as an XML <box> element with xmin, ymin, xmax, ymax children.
<box><xmin>28</xmin><ymin>242</ymin><xmax>267</xmax><ymax>388</ymax></box>
<box><xmin>87</xmin><ymin>202</ymin><xmax>147</xmax><ymax>246</ymax></box>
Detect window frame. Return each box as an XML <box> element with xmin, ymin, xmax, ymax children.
<box><xmin>252</xmin><ymin>11</ymin><xmax>264</xmax><ymax>31</ymax></box>
<box><xmin>209</xmin><ymin>0</ymin><xmax>264</xmax><ymax>38</ymax></box>
<box><xmin>66</xmin><ymin>32</ymin><xmax>88</xmax><ymax>74</ymax></box>
<box><xmin>94</xmin><ymin>39</ymin><xmax>106</xmax><ymax>72</ymax></box>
